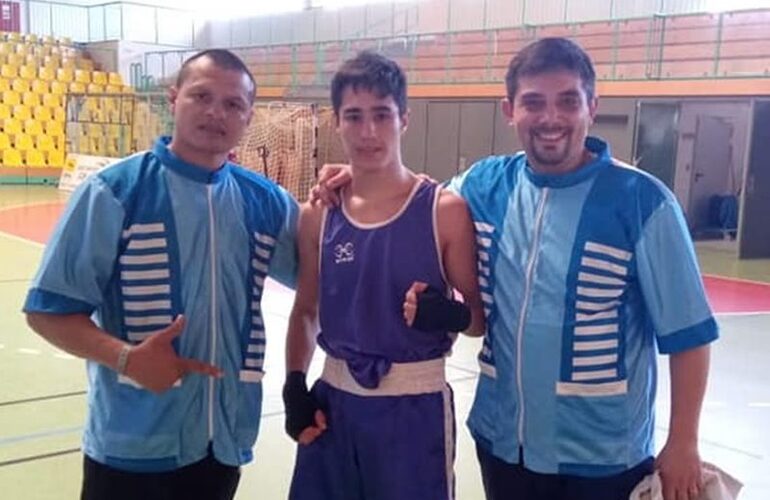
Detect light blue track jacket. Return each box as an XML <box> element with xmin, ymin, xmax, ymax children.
<box><xmin>24</xmin><ymin>137</ymin><xmax>298</xmax><ymax>472</ymax></box>
<box><xmin>449</xmin><ymin>137</ymin><xmax>718</xmax><ymax>477</ymax></box>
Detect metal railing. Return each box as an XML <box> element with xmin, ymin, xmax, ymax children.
<box><xmin>138</xmin><ymin>8</ymin><xmax>770</xmax><ymax>90</ymax></box>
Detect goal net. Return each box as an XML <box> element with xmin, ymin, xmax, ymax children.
<box><xmin>236</xmin><ymin>102</ymin><xmax>347</xmax><ymax>202</ymax></box>
<box><xmin>236</xmin><ymin>102</ymin><xmax>315</xmax><ymax>201</ymax></box>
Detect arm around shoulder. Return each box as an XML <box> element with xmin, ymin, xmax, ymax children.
<box><xmin>436</xmin><ymin>189</ymin><xmax>485</xmax><ymax>337</ymax></box>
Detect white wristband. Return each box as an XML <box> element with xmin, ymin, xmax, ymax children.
<box><xmin>116</xmin><ymin>344</ymin><xmax>131</xmax><ymax>374</ymax></box>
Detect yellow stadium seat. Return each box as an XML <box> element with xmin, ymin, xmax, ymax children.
<box><xmin>69</xmin><ymin>81</ymin><xmax>85</xmax><ymax>93</ymax></box>
<box><xmin>90</xmin><ymin>137</ymin><xmax>105</xmax><ymax>155</ymax></box>
<box><xmin>42</xmin><ymin>36</ymin><xmax>56</xmax><ymax>45</ymax></box>
<box><xmin>76</xmin><ymin>108</ymin><xmax>90</xmax><ymax>122</ymax></box>
<box><xmin>33</xmin><ymin>106</ymin><xmax>52</xmax><ymax>121</ymax></box>
<box><xmin>56</xmin><ymin>67</ymin><xmax>73</xmax><ymax>82</ymax></box>
<box><xmin>1</xmin><ymin>64</ymin><xmax>17</xmax><ymax>78</ymax></box>
<box><xmin>38</xmin><ymin>66</ymin><xmax>55</xmax><ymax>81</ymax></box>
<box><xmin>14</xmin><ymin>44</ymin><xmax>30</xmax><ymax>57</ymax></box>
<box><xmin>60</xmin><ymin>58</ymin><xmax>75</xmax><ymax>70</ymax></box>
<box><xmin>78</xmin><ymin>59</ymin><xmax>94</xmax><ymax>71</ymax></box>
<box><xmin>74</xmin><ymin>69</ymin><xmax>90</xmax><ymax>83</ymax></box>
<box><xmin>2</xmin><ymin>148</ymin><xmax>23</xmax><ymax>167</ymax></box>
<box><xmin>87</xmin><ymin>83</ymin><xmax>104</xmax><ymax>94</ymax></box>
<box><xmin>0</xmin><ymin>103</ymin><xmax>9</xmax><ymax>119</ymax></box>
<box><xmin>2</xmin><ymin>89</ymin><xmax>20</xmax><ymax>105</ymax></box>
<box><xmin>92</xmin><ymin>71</ymin><xmax>107</xmax><ymax>85</ymax></box>
<box><xmin>47</xmin><ymin>149</ymin><xmax>65</xmax><ymax>167</ymax></box>
<box><xmin>5</xmin><ymin>32</ymin><xmax>21</xmax><ymax>43</ymax></box>
<box><xmin>12</xmin><ymin>104</ymin><xmax>32</xmax><ymax>121</ymax></box>
<box><xmin>105</xmin><ymin>108</ymin><xmax>120</xmax><ymax>124</ymax></box>
<box><xmin>5</xmin><ymin>53</ymin><xmax>22</xmax><ymax>66</ymax></box>
<box><xmin>19</xmin><ymin>64</ymin><xmax>37</xmax><ymax>80</ymax></box>
<box><xmin>24</xmin><ymin>119</ymin><xmax>43</xmax><ymax>136</ymax></box>
<box><xmin>102</xmin><ymin>95</ymin><xmax>119</xmax><ymax>111</ymax></box>
<box><xmin>11</xmin><ymin>78</ymin><xmax>29</xmax><ymax>93</ymax></box>
<box><xmin>76</xmin><ymin>135</ymin><xmax>89</xmax><ymax>153</ymax></box>
<box><xmin>50</xmin><ymin>80</ymin><xmax>66</xmax><ymax>94</ymax></box>
<box><xmin>58</xmin><ymin>36</ymin><xmax>72</xmax><ymax>45</ymax></box>
<box><xmin>44</xmin><ymin>55</ymin><xmax>60</xmax><ymax>67</ymax></box>
<box><xmin>105</xmin><ymin>84</ymin><xmax>121</xmax><ymax>94</ymax></box>
<box><xmin>25</xmin><ymin>149</ymin><xmax>46</xmax><ymax>167</ymax></box>
<box><xmin>19</xmin><ymin>65</ymin><xmax>36</xmax><ymax>80</ymax></box>
<box><xmin>0</xmin><ymin>131</ymin><xmax>10</xmax><ymax>149</ymax></box>
<box><xmin>42</xmin><ymin>93</ymin><xmax>61</xmax><ymax>108</ymax></box>
<box><xmin>88</xmin><ymin>123</ymin><xmax>103</xmax><ymax>137</ymax></box>
<box><xmin>2</xmin><ymin>117</ymin><xmax>22</xmax><ymax>135</ymax></box>
<box><xmin>45</xmin><ymin>120</ymin><xmax>64</xmax><ymax>136</ymax></box>
<box><xmin>108</xmin><ymin>72</ymin><xmax>122</xmax><ymax>85</ymax></box>
<box><xmin>90</xmin><ymin>108</ymin><xmax>105</xmax><ymax>122</ymax></box>
<box><xmin>106</xmin><ymin>139</ymin><xmax>121</xmax><ymax>157</ymax></box>
<box><xmin>0</xmin><ymin>42</ymin><xmax>12</xmax><ymax>54</ymax></box>
<box><xmin>0</xmin><ymin>77</ymin><xmax>8</xmax><ymax>92</ymax></box>
<box><xmin>22</xmin><ymin>92</ymin><xmax>40</xmax><ymax>107</ymax></box>
<box><xmin>122</xmin><ymin>85</ymin><xmax>135</xmax><ymax>94</ymax></box>
<box><xmin>25</xmin><ymin>54</ymin><xmax>40</xmax><ymax>66</ymax></box>
<box><xmin>13</xmin><ymin>132</ymin><xmax>33</xmax><ymax>151</ymax></box>
<box><xmin>84</xmin><ymin>96</ymin><xmax>100</xmax><ymax>111</ymax></box>
<box><xmin>104</xmin><ymin>124</ymin><xmax>121</xmax><ymax>137</ymax></box>
<box><xmin>31</xmin><ymin>79</ymin><xmax>48</xmax><ymax>93</ymax></box>
<box><xmin>53</xmin><ymin>106</ymin><xmax>66</xmax><ymax>122</ymax></box>
<box><xmin>35</xmin><ymin>134</ymin><xmax>55</xmax><ymax>151</ymax></box>
<box><xmin>24</xmin><ymin>33</ymin><xmax>38</xmax><ymax>44</ymax></box>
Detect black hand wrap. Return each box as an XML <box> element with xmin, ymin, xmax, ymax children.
<box><xmin>412</xmin><ymin>285</ymin><xmax>472</xmax><ymax>332</ymax></box>
<box><xmin>282</xmin><ymin>371</ymin><xmax>318</xmax><ymax>441</ymax></box>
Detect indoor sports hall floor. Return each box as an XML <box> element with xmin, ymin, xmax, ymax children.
<box><xmin>1</xmin><ymin>185</ymin><xmax>769</xmax><ymax>499</ymax></box>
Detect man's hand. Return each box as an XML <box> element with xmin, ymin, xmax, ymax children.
<box><xmin>656</xmin><ymin>438</ymin><xmax>703</xmax><ymax>500</ymax></box>
<box><xmin>283</xmin><ymin>371</ymin><xmax>327</xmax><ymax>445</ymax></box>
<box><xmin>308</xmin><ymin>164</ymin><xmax>352</xmax><ymax>207</ymax></box>
<box><xmin>123</xmin><ymin>315</ymin><xmax>222</xmax><ymax>393</ymax></box>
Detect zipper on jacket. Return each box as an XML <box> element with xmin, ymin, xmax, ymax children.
<box><xmin>207</xmin><ymin>185</ymin><xmax>218</xmax><ymax>442</ymax></box>
<box><xmin>514</xmin><ymin>187</ymin><xmax>549</xmax><ymax>451</ymax></box>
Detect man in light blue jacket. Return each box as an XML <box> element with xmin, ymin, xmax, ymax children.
<box><xmin>24</xmin><ymin>49</ymin><xmax>298</xmax><ymax>500</ymax></box>
<box><xmin>449</xmin><ymin>37</ymin><xmax>717</xmax><ymax>500</ymax></box>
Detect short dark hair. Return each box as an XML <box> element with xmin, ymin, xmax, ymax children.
<box><xmin>505</xmin><ymin>37</ymin><xmax>596</xmax><ymax>102</ymax></box>
<box><xmin>176</xmin><ymin>49</ymin><xmax>257</xmax><ymax>101</ymax></box>
<box><xmin>331</xmin><ymin>51</ymin><xmax>407</xmax><ymax>116</ymax></box>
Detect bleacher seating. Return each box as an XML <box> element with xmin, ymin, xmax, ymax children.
<box><xmin>0</xmin><ymin>30</ymin><xmax>134</xmax><ymax>180</ymax></box>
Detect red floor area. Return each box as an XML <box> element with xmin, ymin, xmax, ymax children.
<box><xmin>1</xmin><ymin>202</ymin><xmax>769</xmax><ymax>314</ymax></box>
<box><xmin>703</xmin><ymin>275</ymin><xmax>770</xmax><ymax>314</ymax></box>
<box><xmin>0</xmin><ymin>202</ymin><xmax>65</xmax><ymax>245</ymax></box>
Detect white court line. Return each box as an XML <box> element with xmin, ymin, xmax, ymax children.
<box><xmin>0</xmin><ymin>230</ymin><xmax>45</xmax><ymax>249</ymax></box>
<box><xmin>54</xmin><ymin>352</ymin><xmax>76</xmax><ymax>360</ymax></box>
<box><xmin>748</xmin><ymin>402</ymin><xmax>770</xmax><ymax>408</ymax></box>
<box><xmin>0</xmin><ymin>201</ymin><xmax>64</xmax><ymax>212</ymax></box>
<box><xmin>17</xmin><ymin>348</ymin><xmax>41</xmax><ymax>355</ymax></box>
<box><xmin>703</xmin><ymin>273</ymin><xmax>770</xmax><ymax>287</ymax></box>
<box><xmin>714</xmin><ymin>311</ymin><xmax>770</xmax><ymax>317</ymax></box>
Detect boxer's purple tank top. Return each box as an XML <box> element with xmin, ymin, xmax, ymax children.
<box><xmin>317</xmin><ymin>180</ymin><xmax>452</xmax><ymax>388</ymax></box>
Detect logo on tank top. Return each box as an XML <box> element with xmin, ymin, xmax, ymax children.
<box><xmin>334</xmin><ymin>242</ymin><xmax>355</xmax><ymax>264</ymax></box>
